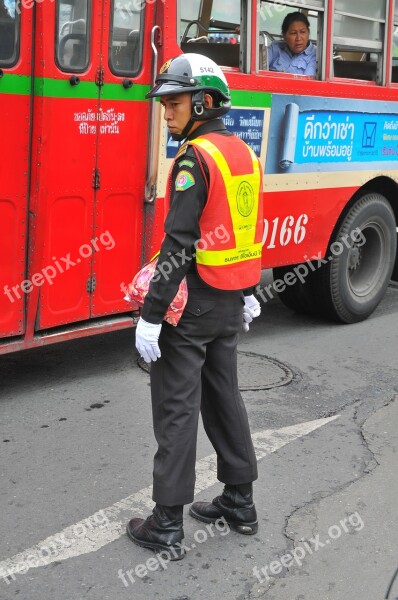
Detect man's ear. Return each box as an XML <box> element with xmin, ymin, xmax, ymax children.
<box><xmin>203</xmin><ymin>93</ymin><xmax>214</xmax><ymax>108</ymax></box>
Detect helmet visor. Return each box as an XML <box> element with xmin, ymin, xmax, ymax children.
<box><xmin>146</xmin><ymin>73</ymin><xmax>198</xmax><ymax>99</ymax></box>
<box><xmin>146</xmin><ymin>82</ymin><xmax>198</xmax><ymax>99</ymax></box>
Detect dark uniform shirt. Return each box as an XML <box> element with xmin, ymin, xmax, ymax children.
<box><xmin>142</xmin><ymin>118</ymin><xmax>254</xmax><ymax>324</ymax></box>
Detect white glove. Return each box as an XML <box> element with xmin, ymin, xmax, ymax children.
<box><xmin>135</xmin><ymin>318</ymin><xmax>162</xmax><ymax>363</ymax></box>
<box><xmin>242</xmin><ymin>294</ymin><xmax>261</xmax><ymax>333</ymax></box>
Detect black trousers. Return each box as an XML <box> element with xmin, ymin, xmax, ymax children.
<box><xmin>150</xmin><ymin>274</ymin><xmax>258</xmax><ymax>506</ymax></box>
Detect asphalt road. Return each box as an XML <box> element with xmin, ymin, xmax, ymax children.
<box><xmin>0</xmin><ymin>274</ymin><xmax>397</xmax><ymax>600</ymax></box>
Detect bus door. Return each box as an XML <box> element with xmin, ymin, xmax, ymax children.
<box><xmin>32</xmin><ymin>0</ymin><xmax>148</xmax><ymax>331</ymax></box>
<box><xmin>0</xmin><ymin>1</ymin><xmax>33</xmax><ymax>338</ymax></box>
<box><xmin>91</xmin><ymin>0</ymin><xmax>148</xmax><ymax>318</ymax></box>
<box><xmin>31</xmin><ymin>0</ymin><xmax>101</xmax><ymax>330</ymax></box>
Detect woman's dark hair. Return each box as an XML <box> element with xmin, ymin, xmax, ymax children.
<box><xmin>281</xmin><ymin>11</ymin><xmax>310</xmax><ymax>35</ymax></box>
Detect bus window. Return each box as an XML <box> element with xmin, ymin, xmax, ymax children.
<box><xmin>109</xmin><ymin>0</ymin><xmax>144</xmax><ymax>76</ymax></box>
<box><xmin>333</xmin><ymin>0</ymin><xmax>386</xmax><ymax>82</ymax></box>
<box><xmin>178</xmin><ymin>0</ymin><xmax>244</xmax><ymax>70</ymax></box>
<box><xmin>257</xmin><ymin>1</ymin><xmax>321</xmax><ymax>76</ymax></box>
<box><xmin>392</xmin><ymin>1</ymin><xmax>398</xmax><ymax>83</ymax></box>
<box><xmin>56</xmin><ymin>0</ymin><xmax>90</xmax><ymax>73</ymax></box>
<box><xmin>0</xmin><ymin>0</ymin><xmax>19</xmax><ymax>67</ymax></box>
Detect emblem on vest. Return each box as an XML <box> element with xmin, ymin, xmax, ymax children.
<box><xmin>236</xmin><ymin>181</ymin><xmax>254</xmax><ymax>217</ymax></box>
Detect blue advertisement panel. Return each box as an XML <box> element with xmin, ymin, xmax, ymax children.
<box><xmin>166</xmin><ymin>108</ymin><xmax>264</xmax><ymax>159</ymax></box>
<box><xmin>222</xmin><ymin>109</ymin><xmax>264</xmax><ymax>156</ymax></box>
<box><xmin>266</xmin><ymin>95</ymin><xmax>398</xmax><ymax>174</ymax></box>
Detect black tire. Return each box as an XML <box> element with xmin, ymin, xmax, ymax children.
<box><xmin>273</xmin><ymin>264</ymin><xmax>319</xmax><ymax>315</ymax></box>
<box><xmin>316</xmin><ymin>192</ymin><xmax>396</xmax><ymax>323</ymax></box>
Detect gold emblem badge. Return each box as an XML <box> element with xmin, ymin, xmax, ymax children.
<box><xmin>236</xmin><ymin>181</ymin><xmax>254</xmax><ymax>217</ymax></box>
<box><xmin>160</xmin><ymin>59</ymin><xmax>172</xmax><ymax>74</ymax></box>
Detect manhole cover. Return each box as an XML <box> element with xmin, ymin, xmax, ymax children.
<box><xmin>238</xmin><ymin>351</ymin><xmax>293</xmax><ymax>390</ymax></box>
<box><xmin>138</xmin><ymin>352</ymin><xmax>293</xmax><ymax>391</ymax></box>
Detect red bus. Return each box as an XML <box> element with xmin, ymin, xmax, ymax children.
<box><xmin>1</xmin><ymin>0</ymin><xmax>397</xmax><ymax>355</ymax></box>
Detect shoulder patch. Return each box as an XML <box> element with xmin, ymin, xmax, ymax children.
<box><xmin>175</xmin><ymin>143</ymin><xmax>188</xmax><ymax>159</ymax></box>
<box><xmin>178</xmin><ymin>159</ymin><xmax>195</xmax><ymax>169</ymax></box>
<box><xmin>175</xmin><ymin>170</ymin><xmax>196</xmax><ymax>192</ymax></box>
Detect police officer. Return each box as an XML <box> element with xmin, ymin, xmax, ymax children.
<box><xmin>126</xmin><ymin>54</ymin><xmax>263</xmax><ymax>560</ymax></box>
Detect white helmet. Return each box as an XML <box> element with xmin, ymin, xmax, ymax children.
<box><xmin>146</xmin><ymin>53</ymin><xmax>231</xmax><ymax>122</ymax></box>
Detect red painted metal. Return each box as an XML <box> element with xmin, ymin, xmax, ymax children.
<box><xmin>28</xmin><ymin>1</ymin><xmax>152</xmax><ymax>332</ymax></box>
<box><xmin>0</xmin><ymin>316</ymin><xmax>136</xmax><ymax>356</ymax></box>
<box><xmin>0</xmin><ymin>7</ymin><xmax>33</xmax><ymax>338</ymax></box>
<box><xmin>1</xmin><ymin>0</ymin><xmax>398</xmax><ymax>356</ymax></box>
<box><xmin>28</xmin><ymin>2</ymin><xmax>101</xmax><ymax>331</ymax></box>
<box><xmin>91</xmin><ymin>0</ymin><xmax>150</xmax><ymax>318</ymax></box>
<box><xmin>260</xmin><ymin>187</ymin><xmax>359</xmax><ymax>269</ymax></box>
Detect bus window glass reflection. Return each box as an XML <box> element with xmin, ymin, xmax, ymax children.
<box><xmin>0</xmin><ymin>0</ymin><xmax>19</xmax><ymax>67</ymax></box>
<box><xmin>258</xmin><ymin>1</ymin><xmax>319</xmax><ymax>75</ymax></box>
<box><xmin>56</xmin><ymin>0</ymin><xmax>90</xmax><ymax>72</ymax></box>
<box><xmin>178</xmin><ymin>0</ymin><xmax>242</xmax><ymax>69</ymax></box>
<box><xmin>392</xmin><ymin>0</ymin><xmax>398</xmax><ymax>82</ymax></box>
<box><xmin>109</xmin><ymin>0</ymin><xmax>144</xmax><ymax>76</ymax></box>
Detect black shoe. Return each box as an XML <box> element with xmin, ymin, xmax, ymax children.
<box><xmin>126</xmin><ymin>504</ymin><xmax>185</xmax><ymax>560</ymax></box>
<box><xmin>189</xmin><ymin>483</ymin><xmax>258</xmax><ymax>535</ymax></box>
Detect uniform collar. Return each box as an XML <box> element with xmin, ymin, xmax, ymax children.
<box><xmin>187</xmin><ymin>119</ymin><xmax>227</xmax><ymax>141</ymax></box>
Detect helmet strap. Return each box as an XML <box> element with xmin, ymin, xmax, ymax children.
<box><xmin>192</xmin><ymin>90</ymin><xmax>205</xmax><ymax>119</ymax></box>
<box><xmin>170</xmin><ymin>117</ymin><xmax>196</xmax><ymax>142</ymax></box>
<box><xmin>170</xmin><ymin>91</ymin><xmax>206</xmax><ymax>141</ymax></box>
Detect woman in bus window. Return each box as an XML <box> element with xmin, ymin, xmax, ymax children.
<box><xmin>268</xmin><ymin>12</ymin><xmax>316</xmax><ymax>76</ymax></box>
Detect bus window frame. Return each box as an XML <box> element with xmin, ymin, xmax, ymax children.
<box><xmin>259</xmin><ymin>0</ymin><xmax>324</xmax><ymax>12</ymax></box>
<box><xmin>332</xmin><ymin>5</ymin><xmax>388</xmax><ymax>85</ymax></box>
<box><xmin>55</xmin><ymin>0</ymin><xmax>92</xmax><ymax>74</ymax></box>
<box><xmin>177</xmin><ymin>0</ymin><xmax>251</xmax><ymax>74</ymax></box>
<box><xmin>390</xmin><ymin>0</ymin><xmax>398</xmax><ymax>84</ymax></box>
<box><xmin>256</xmin><ymin>0</ymin><xmax>324</xmax><ymax>79</ymax></box>
<box><xmin>108</xmin><ymin>0</ymin><xmax>145</xmax><ymax>77</ymax></box>
<box><xmin>0</xmin><ymin>0</ymin><xmax>20</xmax><ymax>68</ymax></box>
<box><xmin>392</xmin><ymin>24</ymin><xmax>398</xmax><ymax>83</ymax></box>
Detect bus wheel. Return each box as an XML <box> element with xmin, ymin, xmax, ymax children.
<box><xmin>272</xmin><ymin>264</ymin><xmax>318</xmax><ymax>315</ymax></box>
<box><xmin>318</xmin><ymin>192</ymin><xmax>396</xmax><ymax>323</ymax></box>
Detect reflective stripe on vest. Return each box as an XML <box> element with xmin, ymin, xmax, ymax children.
<box><xmin>190</xmin><ymin>136</ymin><xmax>262</xmax><ymax>267</ymax></box>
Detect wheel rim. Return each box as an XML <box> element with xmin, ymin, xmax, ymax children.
<box><xmin>347</xmin><ymin>221</ymin><xmax>387</xmax><ymax>297</ymax></box>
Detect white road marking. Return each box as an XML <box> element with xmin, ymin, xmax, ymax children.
<box><xmin>0</xmin><ymin>416</ymin><xmax>339</xmax><ymax>580</ymax></box>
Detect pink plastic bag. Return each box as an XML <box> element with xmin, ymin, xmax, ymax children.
<box><xmin>124</xmin><ymin>256</ymin><xmax>188</xmax><ymax>326</ymax></box>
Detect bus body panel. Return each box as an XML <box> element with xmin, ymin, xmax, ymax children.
<box><xmin>1</xmin><ymin>0</ymin><xmax>398</xmax><ymax>354</ymax></box>
<box><xmin>28</xmin><ymin>1</ymin><xmax>150</xmax><ymax>329</ymax></box>
<box><xmin>30</xmin><ymin>3</ymin><xmax>100</xmax><ymax>329</ymax></box>
<box><xmin>31</xmin><ymin>94</ymin><xmax>98</xmax><ymax>330</ymax></box>
<box><xmin>144</xmin><ymin>1</ymin><xmax>398</xmax><ymax>278</ymax></box>
<box><xmin>90</xmin><ymin>0</ymin><xmax>149</xmax><ymax>317</ymax></box>
<box><xmin>0</xmin><ymin>7</ymin><xmax>32</xmax><ymax>338</ymax></box>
